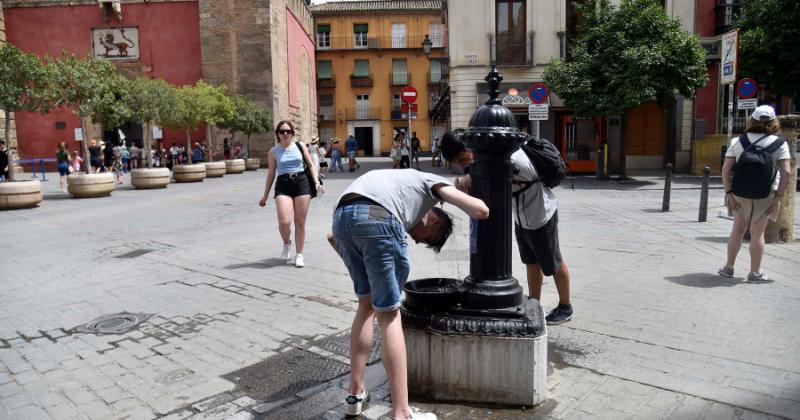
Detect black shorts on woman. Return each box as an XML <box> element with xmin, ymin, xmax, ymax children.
<box><xmin>274</xmin><ymin>171</ymin><xmax>311</xmax><ymax>198</ymax></box>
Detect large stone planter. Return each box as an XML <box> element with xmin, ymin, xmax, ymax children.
<box><xmin>130</xmin><ymin>168</ymin><xmax>171</xmax><ymax>189</ymax></box>
<box><xmin>173</xmin><ymin>164</ymin><xmax>206</xmax><ymax>183</ymax></box>
<box><xmin>245</xmin><ymin>158</ymin><xmax>260</xmax><ymax>171</ymax></box>
<box><xmin>225</xmin><ymin>159</ymin><xmax>246</xmax><ymax>174</ymax></box>
<box><xmin>67</xmin><ymin>173</ymin><xmax>115</xmax><ymax>198</ymax></box>
<box><xmin>0</xmin><ymin>180</ymin><xmax>43</xmax><ymax>210</ymax></box>
<box><xmin>204</xmin><ymin>161</ymin><xmax>226</xmax><ymax>178</ymax></box>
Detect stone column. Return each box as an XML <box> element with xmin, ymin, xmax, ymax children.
<box><xmin>765</xmin><ymin>115</ymin><xmax>798</xmax><ymax>243</ymax></box>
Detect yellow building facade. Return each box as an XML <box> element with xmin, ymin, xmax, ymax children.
<box><xmin>310</xmin><ymin>1</ymin><xmax>446</xmax><ymax>156</ymax></box>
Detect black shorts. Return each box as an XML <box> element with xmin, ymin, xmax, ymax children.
<box><xmin>514</xmin><ymin>211</ymin><xmax>562</xmax><ymax>276</ymax></box>
<box><xmin>320</xmin><ymin>161</ymin><xmax>328</xmax><ymax>168</ymax></box>
<box><xmin>275</xmin><ymin>172</ymin><xmax>311</xmax><ymax>198</ymax></box>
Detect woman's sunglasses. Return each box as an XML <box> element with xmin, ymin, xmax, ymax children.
<box><xmin>278</xmin><ymin>129</ymin><xmax>293</xmax><ymax>135</ymax></box>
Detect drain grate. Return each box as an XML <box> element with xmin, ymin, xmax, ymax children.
<box><xmin>74</xmin><ymin>312</ymin><xmax>153</xmax><ymax>335</ymax></box>
<box><xmin>115</xmin><ymin>249</ymin><xmax>153</xmax><ymax>259</ymax></box>
<box><xmin>314</xmin><ymin>325</ymin><xmax>381</xmax><ymax>365</ymax></box>
<box><xmin>223</xmin><ymin>348</ymin><xmax>349</xmax><ymax>402</ymax></box>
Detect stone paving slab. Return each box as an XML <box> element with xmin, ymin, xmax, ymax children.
<box><xmin>1</xmin><ymin>161</ymin><xmax>799</xmax><ymax>419</ymax></box>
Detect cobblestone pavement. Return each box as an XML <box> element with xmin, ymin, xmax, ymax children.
<box><xmin>1</xmin><ymin>159</ymin><xmax>799</xmax><ymax>420</ymax></box>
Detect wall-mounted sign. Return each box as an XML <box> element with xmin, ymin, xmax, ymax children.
<box><xmin>464</xmin><ymin>54</ymin><xmax>477</xmax><ymax>64</ymax></box>
<box><xmin>92</xmin><ymin>27</ymin><xmax>139</xmax><ymax>60</ymax></box>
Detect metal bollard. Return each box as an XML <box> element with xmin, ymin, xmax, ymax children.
<box><xmin>40</xmin><ymin>160</ymin><xmax>48</xmax><ymax>181</ymax></box>
<box><xmin>662</xmin><ymin>163</ymin><xmax>673</xmax><ymax>212</ymax></box>
<box><xmin>698</xmin><ymin>166</ymin><xmax>710</xmax><ymax>222</ymax></box>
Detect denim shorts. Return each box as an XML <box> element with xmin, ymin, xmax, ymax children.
<box><xmin>332</xmin><ymin>203</ymin><xmax>410</xmax><ymax>312</ymax></box>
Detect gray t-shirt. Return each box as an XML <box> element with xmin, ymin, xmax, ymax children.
<box><xmin>511</xmin><ymin>148</ymin><xmax>558</xmax><ymax>230</ymax></box>
<box><xmin>339</xmin><ymin>169</ymin><xmax>452</xmax><ymax>231</ymax></box>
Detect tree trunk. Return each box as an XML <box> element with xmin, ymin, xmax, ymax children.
<box><xmin>246</xmin><ymin>132</ymin><xmax>251</xmax><ymax>160</ymax></box>
<box><xmin>144</xmin><ymin>122</ymin><xmax>152</xmax><ymax>168</ymax></box>
<box><xmin>185</xmin><ymin>129</ymin><xmax>192</xmax><ymax>164</ymax></box>
<box><xmin>3</xmin><ymin>107</ymin><xmax>13</xmax><ymax>181</ymax></box>
<box><xmin>81</xmin><ymin>116</ymin><xmax>93</xmax><ymax>173</ymax></box>
<box><xmin>619</xmin><ymin>112</ymin><xmax>628</xmax><ymax>179</ymax></box>
<box><xmin>765</xmin><ymin>115</ymin><xmax>798</xmax><ymax>243</ymax></box>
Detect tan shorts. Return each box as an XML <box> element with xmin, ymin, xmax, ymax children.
<box><xmin>733</xmin><ymin>193</ymin><xmax>780</xmax><ymax>223</ymax></box>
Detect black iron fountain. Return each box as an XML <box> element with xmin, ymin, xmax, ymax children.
<box><xmin>401</xmin><ymin>65</ymin><xmax>547</xmax><ymax>406</ymax></box>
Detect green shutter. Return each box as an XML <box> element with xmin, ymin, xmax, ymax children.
<box><xmin>317</xmin><ymin>24</ymin><xmax>330</xmax><ymax>33</ymax></box>
<box><xmin>354</xmin><ymin>23</ymin><xmax>368</xmax><ymax>33</ymax></box>
<box><xmin>318</xmin><ymin>61</ymin><xmax>332</xmax><ymax>79</ymax></box>
<box><xmin>354</xmin><ymin>59</ymin><xmax>369</xmax><ymax>77</ymax></box>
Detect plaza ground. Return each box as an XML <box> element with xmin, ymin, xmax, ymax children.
<box><xmin>1</xmin><ymin>158</ymin><xmax>799</xmax><ymax>419</ymax></box>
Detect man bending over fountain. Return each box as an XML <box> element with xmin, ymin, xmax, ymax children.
<box><xmin>328</xmin><ymin>169</ymin><xmax>489</xmax><ymax>420</ymax></box>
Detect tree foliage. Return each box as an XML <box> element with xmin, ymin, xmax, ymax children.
<box><xmin>737</xmin><ymin>0</ymin><xmax>800</xmax><ymax>99</ymax></box>
<box><xmin>544</xmin><ymin>0</ymin><xmax>708</xmax><ymax>118</ymax></box>
<box><xmin>124</xmin><ymin>77</ymin><xmax>176</xmax><ymax>127</ymax></box>
<box><xmin>0</xmin><ymin>43</ymin><xmax>52</xmax><ymax>117</ymax></box>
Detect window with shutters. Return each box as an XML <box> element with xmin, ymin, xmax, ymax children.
<box><xmin>316</xmin><ymin>24</ymin><xmax>331</xmax><ymax>49</ymax></box>
<box><xmin>353</xmin><ymin>59</ymin><xmax>370</xmax><ymax>77</ymax></box>
<box><xmin>495</xmin><ymin>0</ymin><xmax>526</xmax><ymax>65</ymax></box>
<box><xmin>392</xmin><ymin>59</ymin><xmax>408</xmax><ymax>85</ymax></box>
<box><xmin>317</xmin><ymin>61</ymin><xmax>332</xmax><ymax>80</ymax></box>
<box><xmin>428</xmin><ymin>23</ymin><xmax>444</xmax><ymax>48</ymax></box>
<box><xmin>354</xmin><ymin>23</ymin><xmax>368</xmax><ymax>48</ymax></box>
<box><xmin>319</xmin><ymin>94</ymin><xmax>334</xmax><ymax>121</ymax></box>
<box><xmin>392</xmin><ymin>23</ymin><xmax>407</xmax><ymax>48</ymax></box>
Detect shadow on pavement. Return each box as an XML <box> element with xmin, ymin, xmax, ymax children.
<box><xmin>665</xmin><ymin>272</ymin><xmax>743</xmax><ymax>288</ymax></box>
<box><xmin>695</xmin><ymin>236</ymin><xmax>729</xmax><ymax>244</ymax></box>
<box><xmin>225</xmin><ymin>258</ymin><xmax>287</xmax><ymax>270</ymax></box>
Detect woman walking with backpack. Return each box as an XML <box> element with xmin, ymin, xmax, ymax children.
<box><xmin>719</xmin><ymin>105</ymin><xmax>791</xmax><ymax>282</ymax></box>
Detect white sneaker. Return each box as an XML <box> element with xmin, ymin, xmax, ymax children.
<box><xmin>294</xmin><ymin>253</ymin><xmax>305</xmax><ymax>268</ymax></box>
<box><xmin>281</xmin><ymin>243</ymin><xmax>292</xmax><ymax>263</ymax></box>
<box><xmin>344</xmin><ymin>389</ymin><xmax>369</xmax><ymax>417</ymax></box>
<box><xmin>393</xmin><ymin>412</ymin><xmax>437</xmax><ymax>420</ymax></box>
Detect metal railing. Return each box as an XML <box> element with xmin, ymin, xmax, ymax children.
<box><xmin>317</xmin><ymin>76</ymin><xmax>335</xmax><ymax>88</ymax></box>
<box><xmin>428</xmin><ymin>72</ymin><xmax>443</xmax><ymax>85</ymax></box>
<box><xmin>318</xmin><ymin>105</ymin><xmax>334</xmax><ymax>121</ymax></box>
<box><xmin>315</xmin><ymin>35</ymin><xmax>443</xmax><ymax>50</ymax></box>
<box><xmin>491</xmin><ymin>33</ymin><xmax>534</xmax><ymax>66</ymax></box>
<box><xmin>390</xmin><ymin>72</ymin><xmax>411</xmax><ymax>86</ymax></box>
<box><xmin>350</xmin><ymin>74</ymin><xmax>373</xmax><ymax>88</ymax></box>
<box><xmin>346</xmin><ymin>107</ymin><xmax>381</xmax><ymax>121</ymax></box>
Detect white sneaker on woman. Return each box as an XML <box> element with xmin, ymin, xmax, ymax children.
<box><xmin>295</xmin><ymin>253</ymin><xmax>305</xmax><ymax>268</ymax></box>
<box><xmin>281</xmin><ymin>243</ymin><xmax>292</xmax><ymax>263</ymax></box>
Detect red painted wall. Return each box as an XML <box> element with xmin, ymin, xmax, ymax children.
<box><xmin>5</xmin><ymin>1</ymin><xmax>202</xmax><ymax>164</ymax></box>
<box><xmin>286</xmin><ymin>7</ymin><xmax>316</xmax><ymax>109</ymax></box>
<box><xmin>695</xmin><ymin>0</ymin><xmax>720</xmax><ymax>135</ymax></box>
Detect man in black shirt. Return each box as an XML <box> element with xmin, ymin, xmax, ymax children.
<box><xmin>410</xmin><ymin>131</ymin><xmax>421</xmax><ymax>170</ymax></box>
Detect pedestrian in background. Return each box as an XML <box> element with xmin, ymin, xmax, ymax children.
<box><xmin>345</xmin><ymin>134</ymin><xmax>360</xmax><ymax>172</ymax></box>
<box><xmin>113</xmin><ymin>144</ymin><xmax>124</xmax><ymax>184</ymax></box>
<box><xmin>308</xmin><ymin>137</ymin><xmax>321</xmax><ymax>177</ymax></box>
<box><xmin>0</xmin><ymin>140</ymin><xmax>8</xmax><ymax>180</ymax></box>
<box><xmin>330</xmin><ymin>139</ymin><xmax>344</xmax><ymax>173</ymax></box>
<box><xmin>129</xmin><ymin>142</ymin><xmax>140</xmax><ymax>170</ymax></box>
<box><xmin>391</xmin><ymin>133</ymin><xmax>402</xmax><ymax>168</ymax></box>
<box><xmin>259</xmin><ymin>120</ymin><xmax>322</xmax><ymax>268</ymax></box>
<box><xmin>70</xmin><ymin>151</ymin><xmax>83</xmax><ymax>173</ymax></box>
<box><xmin>120</xmin><ymin>144</ymin><xmax>130</xmax><ymax>173</ymax></box>
<box><xmin>411</xmin><ymin>131</ymin><xmax>421</xmax><ymax>170</ymax></box>
<box><xmin>399</xmin><ymin>133</ymin><xmax>410</xmax><ymax>169</ymax></box>
<box><xmin>56</xmin><ymin>142</ymin><xmax>70</xmax><ymax>192</ymax></box>
<box><xmin>328</xmin><ymin>169</ymin><xmax>489</xmax><ymax>420</ymax></box>
<box><xmin>431</xmin><ymin>136</ymin><xmax>441</xmax><ymax>167</ymax></box>
<box><xmin>88</xmin><ymin>139</ymin><xmax>102</xmax><ymax>173</ymax></box>
<box><xmin>103</xmin><ymin>141</ymin><xmax>115</xmax><ymax>173</ymax></box>
<box><xmin>442</xmin><ymin>132</ymin><xmax>574</xmax><ymax>325</ymax></box>
<box><xmin>192</xmin><ymin>142</ymin><xmax>204</xmax><ymax>163</ymax></box>
<box><xmin>223</xmin><ymin>138</ymin><xmax>231</xmax><ymax>160</ymax></box>
<box><xmin>318</xmin><ymin>141</ymin><xmax>329</xmax><ymax>177</ymax></box>
<box><xmin>719</xmin><ymin>105</ymin><xmax>791</xmax><ymax>282</ymax></box>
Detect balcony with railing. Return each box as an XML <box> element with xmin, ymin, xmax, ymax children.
<box><xmin>715</xmin><ymin>0</ymin><xmax>742</xmax><ymax>35</ymax></box>
<box><xmin>390</xmin><ymin>72</ymin><xmax>411</xmax><ymax>86</ymax></box>
<box><xmin>315</xmin><ymin>35</ymin><xmax>444</xmax><ymax>51</ymax></box>
<box><xmin>490</xmin><ymin>33</ymin><xmax>535</xmax><ymax>66</ymax></box>
<box><xmin>350</xmin><ymin>74</ymin><xmax>373</xmax><ymax>88</ymax></box>
<box><xmin>318</xmin><ymin>105</ymin><xmax>334</xmax><ymax>122</ymax></box>
<box><xmin>317</xmin><ymin>76</ymin><xmax>335</xmax><ymax>89</ymax></box>
<box><xmin>346</xmin><ymin>107</ymin><xmax>381</xmax><ymax>121</ymax></box>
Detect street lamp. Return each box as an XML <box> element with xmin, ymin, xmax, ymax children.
<box><xmin>421</xmin><ymin>34</ymin><xmax>432</xmax><ymax>55</ymax></box>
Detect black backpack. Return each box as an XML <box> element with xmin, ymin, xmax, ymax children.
<box><xmin>519</xmin><ymin>137</ymin><xmax>567</xmax><ymax>189</ymax></box>
<box><xmin>731</xmin><ymin>134</ymin><xmax>785</xmax><ymax>199</ymax></box>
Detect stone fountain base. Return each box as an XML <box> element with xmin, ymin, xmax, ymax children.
<box><xmin>403</xmin><ymin>301</ymin><xmax>547</xmax><ymax>406</ymax></box>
